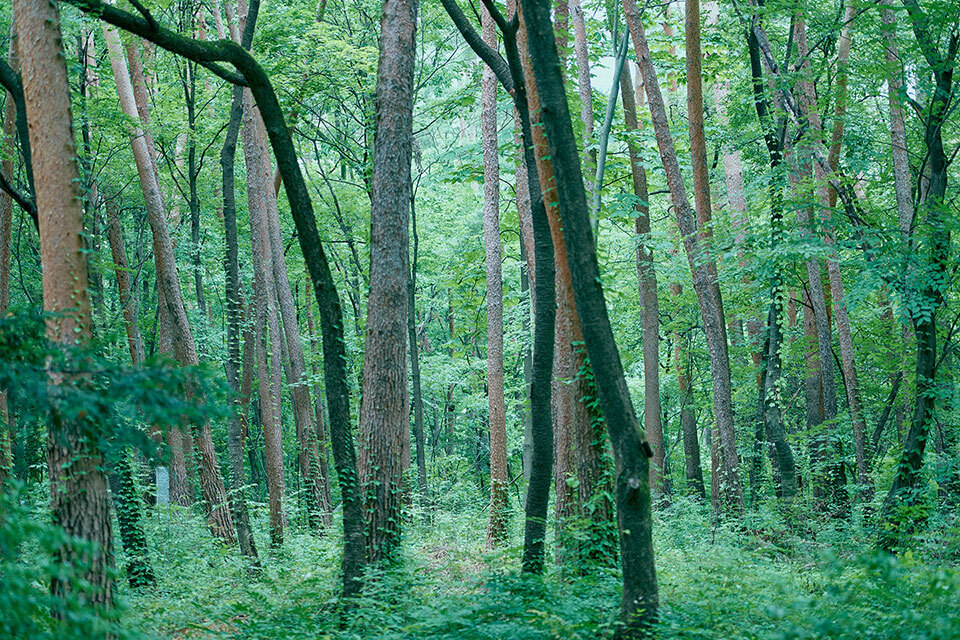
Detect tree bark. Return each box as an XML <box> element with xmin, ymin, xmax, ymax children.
<box><xmin>880</xmin><ymin>0</ymin><xmax>955</xmax><ymax>548</ymax></box>
<box><xmin>219</xmin><ymin>0</ymin><xmax>260</xmax><ymax>562</ymax></box>
<box><xmin>522</xmin><ymin>0</ymin><xmax>658</xmax><ymax>630</ymax></box>
<box><xmin>70</xmin><ymin>0</ymin><xmax>365</xmax><ymax>592</ymax></box>
<box><xmin>408</xmin><ymin>199</ymin><xmax>428</xmax><ymax>501</ymax></box>
<box><xmin>16</xmin><ymin>0</ymin><xmax>114</xmax><ymax>608</ymax></box>
<box><xmin>358</xmin><ymin>0</ymin><xmax>416</xmax><ymax>564</ymax></box>
<box><xmin>242</xmin><ymin>90</ymin><xmax>287</xmax><ymax>548</ymax></box>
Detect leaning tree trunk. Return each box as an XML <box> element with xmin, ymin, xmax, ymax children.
<box><xmin>68</xmin><ymin>0</ymin><xmax>366</xmax><ymax>594</ymax></box>
<box><xmin>103</xmin><ymin>26</ymin><xmax>235</xmax><ymax>544</ymax></box>
<box><xmin>358</xmin><ymin>0</ymin><xmax>417</xmax><ymax>564</ymax></box>
<box><xmin>879</xmin><ymin>0</ymin><xmax>955</xmax><ymax>548</ymax></box>
<box><xmin>16</xmin><ymin>0</ymin><xmax>115</xmax><ymax>608</ymax></box>
<box><xmin>481</xmin><ymin>2</ymin><xmax>509</xmax><ymax>549</ymax></box>
<box><xmin>522</xmin><ymin>0</ymin><xmax>659</xmax><ymax>631</ymax></box>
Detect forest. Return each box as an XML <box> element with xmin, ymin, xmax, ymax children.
<box><xmin>1</xmin><ymin>0</ymin><xmax>959</xmax><ymax>637</ymax></box>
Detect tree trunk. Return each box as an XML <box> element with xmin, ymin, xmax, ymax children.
<box><xmin>219</xmin><ymin>2</ymin><xmax>260</xmax><ymax>562</ymax></box>
<box><xmin>76</xmin><ymin>0</ymin><xmax>365</xmax><ymax>592</ymax></box>
<box><xmin>407</xmin><ymin>199</ymin><xmax>429</xmax><ymax>501</ymax></box>
<box><xmin>103</xmin><ymin>26</ymin><xmax>235</xmax><ymax>543</ymax></box>
<box><xmin>626</xmin><ymin>0</ymin><xmax>743</xmax><ymax>513</ymax></box>
<box><xmin>358</xmin><ymin>0</ymin><xmax>416</xmax><ymax>564</ymax></box>
<box><xmin>522</xmin><ymin>0</ymin><xmax>658</xmax><ymax>630</ymax></box>
<box><xmin>481</xmin><ymin>3</ymin><xmax>509</xmax><ymax>549</ymax></box>
<box><xmin>16</xmin><ymin>0</ymin><xmax>114</xmax><ymax>607</ymax></box>
<box><xmin>621</xmin><ymin>62</ymin><xmax>667</xmax><ymax>500</ymax></box>
<box><xmin>242</xmin><ymin>90</ymin><xmax>286</xmax><ymax>548</ymax></box>
<box><xmin>880</xmin><ymin>0</ymin><xmax>955</xmax><ymax>547</ymax></box>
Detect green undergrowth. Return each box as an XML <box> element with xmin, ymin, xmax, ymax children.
<box><xmin>5</xmin><ymin>487</ymin><xmax>960</xmax><ymax>639</ymax></box>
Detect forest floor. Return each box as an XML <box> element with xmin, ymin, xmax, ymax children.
<box><xmin>101</xmin><ymin>477</ymin><xmax>960</xmax><ymax>640</ymax></box>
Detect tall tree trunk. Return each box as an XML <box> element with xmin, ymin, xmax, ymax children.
<box><xmin>881</xmin><ymin>0</ymin><xmax>914</xmax><ymax>238</ymax></box>
<box><xmin>481</xmin><ymin>3</ymin><xmax>509</xmax><ymax>549</ymax></box>
<box><xmin>570</xmin><ymin>0</ymin><xmax>593</xmax><ymax>173</ymax></box>
<box><xmin>407</xmin><ymin>199</ymin><xmax>428</xmax><ymax>501</ymax></box>
<box><xmin>791</xmin><ymin>19</ymin><xmax>845</xmax><ymax>509</ymax></box>
<box><xmin>626</xmin><ymin>0</ymin><xmax>743</xmax><ymax>513</ymax></box>
<box><xmin>103</xmin><ymin>26</ymin><xmax>235</xmax><ymax>543</ymax></box>
<box><xmin>621</xmin><ymin>63</ymin><xmax>668</xmax><ymax>500</ymax></box>
<box><xmin>358</xmin><ymin>0</ymin><xmax>416</xmax><ymax>564</ymax></box>
<box><xmin>880</xmin><ymin>0</ymin><xmax>955</xmax><ymax>548</ymax></box>
<box><xmin>16</xmin><ymin>0</ymin><xmax>114</xmax><ymax>607</ymax></box>
<box><xmin>75</xmin><ymin>0</ymin><xmax>366</xmax><ymax>593</ymax></box>
<box><xmin>219</xmin><ymin>2</ymin><xmax>260</xmax><ymax>561</ymax></box>
<box><xmin>516</xmin><ymin>5</ymin><xmax>580</xmax><ymax>561</ymax></box>
<box><xmin>522</xmin><ymin>0</ymin><xmax>658</xmax><ymax>630</ymax></box>
<box><xmin>242</xmin><ymin>91</ymin><xmax>287</xmax><ymax>548</ymax></box>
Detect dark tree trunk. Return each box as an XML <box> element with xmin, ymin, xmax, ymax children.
<box><xmin>522</xmin><ymin>0</ymin><xmax>658</xmax><ymax>631</ymax></box>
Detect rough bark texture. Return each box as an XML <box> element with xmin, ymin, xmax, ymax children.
<box><xmin>481</xmin><ymin>3</ymin><xmax>509</xmax><ymax>549</ymax></box>
<box><xmin>522</xmin><ymin>0</ymin><xmax>658</xmax><ymax>631</ymax></box>
<box><xmin>358</xmin><ymin>0</ymin><xmax>416</xmax><ymax>564</ymax></box>
<box><xmin>242</xmin><ymin>90</ymin><xmax>286</xmax><ymax>548</ymax></box>
<box><xmin>16</xmin><ymin>0</ymin><xmax>114</xmax><ymax>607</ymax></box>
<box><xmin>103</xmin><ymin>26</ymin><xmax>235</xmax><ymax>543</ymax></box>
<box><xmin>442</xmin><ymin>0</ymin><xmax>556</xmax><ymax>575</ymax></box>
<box><xmin>626</xmin><ymin>0</ymin><xmax>742</xmax><ymax>513</ymax></box>
<box><xmin>516</xmin><ymin>5</ymin><xmax>578</xmax><ymax>560</ymax></box>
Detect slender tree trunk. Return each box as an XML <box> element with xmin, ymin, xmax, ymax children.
<box><xmin>621</xmin><ymin>62</ymin><xmax>667</xmax><ymax>500</ymax></box>
<box><xmin>16</xmin><ymin>0</ymin><xmax>114</xmax><ymax>607</ymax></box>
<box><xmin>626</xmin><ymin>0</ymin><xmax>743</xmax><ymax>513</ymax></box>
<box><xmin>407</xmin><ymin>199</ymin><xmax>428</xmax><ymax>501</ymax></box>
<box><xmin>358</xmin><ymin>0</ymin><xmax>416</xmax><ymax>564</ymax></box>
<box><xmin>481</xmin><ymin>3</ymin><xmax>509</xmax><ymax>548</ymax></box>
<box><xmin>220</xmin><ymin>4</ymin><xmax>260</xmax><ymax>562</ymax></box>
<box><xmin>792</xmin><ymin>19</ymin><xmax>846</xmax><ymax>509</ymax></box>
<box><xmin>76</xmin><ymin>0</ymin><xmax>365</xmax><ymax>592</ymax></box>
<box><xmin>522</xmin><ymin>0</ymin><xmax>658</xmax><ymax>630</ymax></box>
<box><xmin>570</xmin><ymin>0</ymin><xmax>593</xmax><ymax>173</ymax></box>
<box><xmin>105</xmin><ymin>200</ymin><xmax>157</xmax><ymax>587</ymax></box>
<box><xmin>103</xmin><ymin>26</ymin><xmax>235</xmax><ymax>543</ymax></box>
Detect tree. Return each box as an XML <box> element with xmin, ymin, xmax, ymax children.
<box><xmin>522</xmin><ymin>0</ymin><xmax>658</xmax><ymax>631</ymax></box>
<box><xmin>358</xmin><ymin>0</ymin><xmax>417</xmax><ymax>564</ymax></box>
<box><xmin>15</xmin><ymin>0</ymin><xmax>114</xmax><ymax>607</ymax></box>
<box><xmin>481</xmin><ymin>2</ymin><xmax>509</xmax><ymax>549</ymax></box>
<box><xmin>625</xmin><ymin>0</ymin><xmax>743</xmax><ymax>513</ymax></box>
